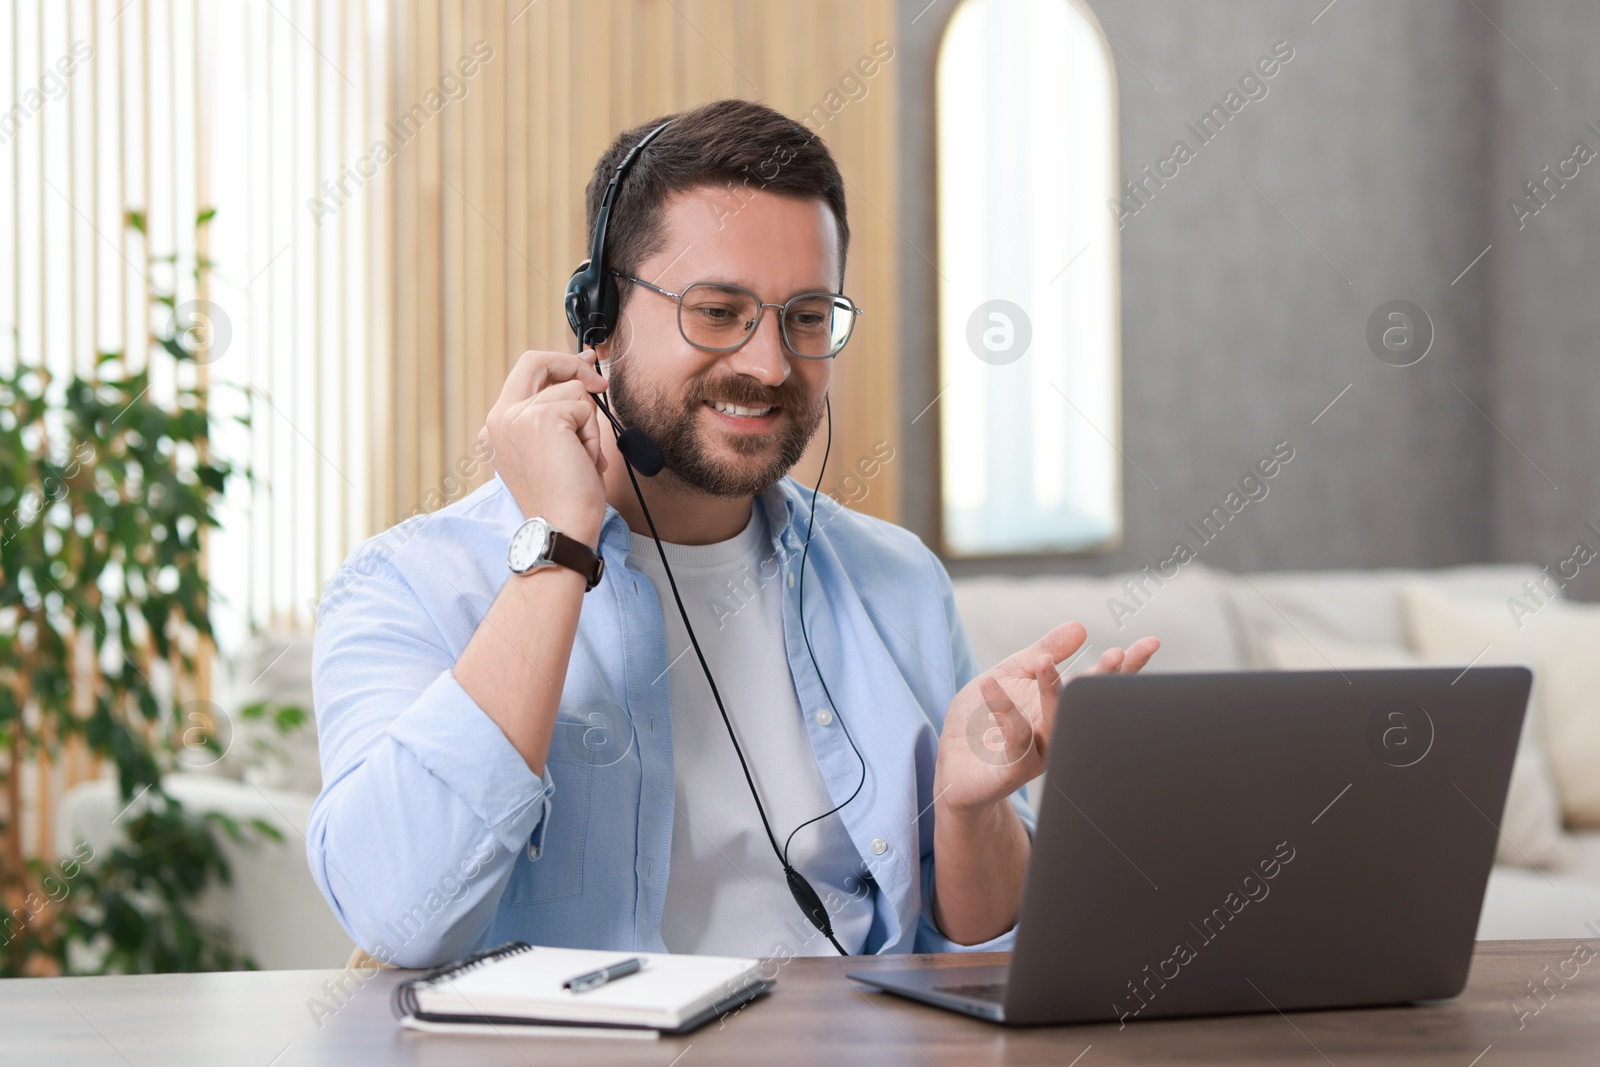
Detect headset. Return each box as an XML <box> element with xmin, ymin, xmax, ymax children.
<box><xmin>564</xmin><ymin>120</ymin><xmax>868</xmax><ymax>956</ymax></box>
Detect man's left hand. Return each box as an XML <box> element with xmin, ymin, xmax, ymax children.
<box><xmin>933</xmin><ymin>623</ymin><xmax>1160</xmax><ymax>817</ymax></box>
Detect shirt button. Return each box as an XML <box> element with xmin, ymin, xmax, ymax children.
<box><xmin>814</xmin><ymin>708</ymin><xmax>833</xmax><ymax>726</ymax></box>
<box><xmin>870</xmin><ymin>837</ymin><xmax>888</xmax><ymax>856</ymax></box>
<box><xmin>786</xmin><ymin>572</ymin><xmax>795</xmax><ymax>588</ymax></box>
<box><xmin>527</xmin><ymin>843</ymin><xmax>540</xmax><ymax>860</ymax></box>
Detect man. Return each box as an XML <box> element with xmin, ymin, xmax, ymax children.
<box><xmin>308</xmin><ymin>98</ymin><xmax>1158</xmax><ymax>968</ymax></box>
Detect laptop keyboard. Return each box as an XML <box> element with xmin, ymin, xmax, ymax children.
<box><xmin>933</xmin><ymin>982</ymin><xmax>1007</xmax><ymax>1003</ymax></box>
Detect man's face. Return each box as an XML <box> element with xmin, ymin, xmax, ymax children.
<box><xmin>602</xmin><ymin>186</ymin><xmax>841</xmax><ymax>498</ymax></box>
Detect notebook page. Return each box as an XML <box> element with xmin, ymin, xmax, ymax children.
<box><xmin>416</xmin><ymin>947</ymin><xmax>761</xmax><ymax>1025</ymax></box>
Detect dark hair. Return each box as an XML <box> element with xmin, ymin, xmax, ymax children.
<box><xmin>583</xmin><ymin>99</ymin><xmax>850</xmax><ymax>298</ymax></box>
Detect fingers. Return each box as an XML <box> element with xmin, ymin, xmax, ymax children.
<box><xmin>497</xmin><ymin>376</ymin><xmax>606</xmax><ymax>461</ymax></box>
<box><xmin>1075</xmin><ymin>637</ymin><xmax>1161</xmax><ymax>678</ymax></box>
<box><xmin>507</xmin><ymin>378</ymin><xmax>592</xmax><ymax>424</ymax></box>
<box><xmin>500</xmin><ymin>349</ymin><xmax>607</xmax><ymax>407</ymax></box>
<box><xmin>1076</xmin><ymin>646</ymin><xmax>1123</xmax><ymax>678</ymax></box>
<box><xmin>1032</xmin><ymin>652</ymin><xmax>1061</xmax><ymax>758</ymax></box>
<box><xmin>572</xmin><ymin>393</ymin><xmax>606</xmax><ymax>469</ymax></box>
<box><xmin>1035</xmin><ymin>651</ymin><xmax>1062</xmax><ymax>692</ymax></box>
<box><xmin>1119</xmin><ymin>636</ymin><xmax>1161</xmax><ymax>674</ymax></box>
<box><xmin>978</xmin><ymin>676</ymin><xmax>1037</xmax><ymax>766</ymax></box>
<box><xmin>1005</xmin><ymin>621</ymin><xmax>1087</xmax><ymax>675</ymax></box>
<box><xmin>544</xmin><ymin>399</ymin><xmax>603</xmax><ymax>446</ymax></box>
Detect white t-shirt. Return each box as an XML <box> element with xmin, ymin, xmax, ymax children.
<box><xmin>628</xmin><ymin>504</ymin><xmax>873</xmax><ymax>957</ymax></box>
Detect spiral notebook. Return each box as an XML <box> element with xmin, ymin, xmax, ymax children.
<box><xmin>393</xmin><ymin>942</ymin><xmax>773</xmax><ymax>1037</ymax></box>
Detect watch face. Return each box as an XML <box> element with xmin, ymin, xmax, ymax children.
<box><xmin>508</xmin><ymin>517</ymin><xmax>552</xmax><ymax>573</ymax></box>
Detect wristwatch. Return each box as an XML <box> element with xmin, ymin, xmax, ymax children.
<box><xmin>507</xmin><ymin>517</ymin><xmax>605</xmax><ymax>591</ymax></box>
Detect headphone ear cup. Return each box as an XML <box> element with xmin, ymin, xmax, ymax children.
<box><xmin>564</xmin><ymin>259</ymin><xmax>621</xmax><ymax>346</ymax></box>
<box><xmin>565</xmin><ymin>260</ymin><xmax>596</xmax><ymax>341</ymax></box>
<box><xmin>593</xmin><ymin>270</ymin><xmax>620</xmax><ymax>346</ymax></box>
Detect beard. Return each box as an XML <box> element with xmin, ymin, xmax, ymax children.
<box><xmin>606</xmin><ymin>345</ymin><xmax>826</xmax><ymax>499</ymax></box>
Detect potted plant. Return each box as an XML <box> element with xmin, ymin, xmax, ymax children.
<box><xmin>1</xmin><ymin>208</ymin><xmax>282</xmax><ymax>975</ymax></box>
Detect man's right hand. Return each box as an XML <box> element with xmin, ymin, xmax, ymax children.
<box><xmin>481</xmin><ymin>348</ymin><xmax>611</xmax><ymax>546</ymax></box>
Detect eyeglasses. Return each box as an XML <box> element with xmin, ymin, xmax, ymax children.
<box><xmin>615</xmin><ymin>273</ymin><xmax>862</xmax><ymax>360</ymax></box>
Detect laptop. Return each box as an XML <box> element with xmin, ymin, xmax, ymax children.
<box><xmin>849</xmin><ymin>667</ymin><xmax>1531</xmax><ymax>1026</ymax></box>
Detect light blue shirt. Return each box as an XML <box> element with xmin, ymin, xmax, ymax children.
<box><xmin>307</xmin><ymin>473</ymin><xmax>1033</xmax><ymax>968</ymax></box>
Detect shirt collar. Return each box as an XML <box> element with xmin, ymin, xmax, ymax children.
<box><xmin>595</xmin><ymin>476</ymin><xmax>811</xmax><ymax>559</ymax></box>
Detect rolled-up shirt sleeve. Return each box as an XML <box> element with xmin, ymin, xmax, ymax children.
<box><xmin>306</xmin><ymin>554</ymin><xmax>553</xmax><ymax>968</ymax></box>
<box><xmin>912</xmin><ymin>548</ymin><xmax>1038</xmax><ymax>954</ymax></box>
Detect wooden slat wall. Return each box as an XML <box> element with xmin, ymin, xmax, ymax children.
<box><xmin>379</xmin><ymin>0</ymin><xmax>902</xmax><ymax>530</ymax></box>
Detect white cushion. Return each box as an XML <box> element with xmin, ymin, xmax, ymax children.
<box><xmin>950</xmin><ymin>563</ymin><xmax>1245</xmax><ymax>675</ymax></box>
<box><xmin>1226</xmin><ymin>564</ymin><xmax>1548</xmax><ymax>669</ymax></box>
<box><xmin>1403</xmin><ymin>582</ymin><xmax>1600</xmax><ymax>828</ymax></box>
<box><xmin>1258</xmin><ymin>630</ymin><xmax>1417</xmax><ymax>670</ymax></box>
<box><xmin>1259</xmin><ymin>630</ymin><xmax>1572</xmax><ymax>871</ymax></box>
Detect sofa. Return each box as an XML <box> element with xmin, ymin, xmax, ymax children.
<box><xmin>953</xmin><ymin>562</ymin><xmax>1600</xmax><ymax>943</ymax></box>
<box><xmin>58</xmin><ymin>562</ymin><xmax>1600</xmax><ymax>968</ymax></box>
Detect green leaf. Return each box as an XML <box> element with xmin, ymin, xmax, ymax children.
<box><xmin>247</xmin><ymin>818</ymin><xmax>284</xmax><ymax>844</ymax></box>
<box><xmin>195</xmin><ymin>206</ymin><xmax>216</xmax><ymax>226</ymax></box>
<box><xmin>125</xmin><ymin>209</ymin><xmax>145</xmax><ymax>234</ymax></box>
<box><xmin>273</xmin><ymin>705</ymin><xmax>308</xmax><ymax>734</ymax></box>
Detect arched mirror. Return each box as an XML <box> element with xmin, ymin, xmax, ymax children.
<box><xmin>936</xmin><ymin>0</ymin><xmax>1121</xmax><ymax>556</ymax></box>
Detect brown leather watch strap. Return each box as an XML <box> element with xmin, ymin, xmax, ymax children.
<box><xmin>546</xmin><ymin>530</ymin><xmax>605</xmax><ymax>592</ymax></box>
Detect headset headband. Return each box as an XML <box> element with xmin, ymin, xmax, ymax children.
<box><xmin>564</xmin><ymin>120</ymin><xmax>674</xmax><ymax>347</ymax></box>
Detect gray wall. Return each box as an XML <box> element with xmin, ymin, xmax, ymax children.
<box><xmin>1487</xmin><ymin>2</ymin><xmax>1600</xmax><ymax>602</ymax></box>
<box><xmin>897</xmin><ymin>0</ymin><xmax>1598</xmax><ymax>597</ymax></box>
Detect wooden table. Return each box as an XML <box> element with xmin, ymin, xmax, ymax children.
<box><xmin>4</xmin><ymin>940</ymin><xmax>1596</xmax><ymax>1065</ymax></box>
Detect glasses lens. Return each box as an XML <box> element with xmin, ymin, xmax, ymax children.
<box><xmin>782</xmin><ymin>293</ymin><xmax>855</xmax><ymax>358</ymax></box>
<box><xmin>678</xmin><ymin>283</ymin><xmax>760</xmax><ymax>351</ymax></box>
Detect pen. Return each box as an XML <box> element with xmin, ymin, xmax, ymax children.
<box><xmin>563</xmin><ymin>957</ymin><xmax>644</xmax><ymax>993</ymax></box>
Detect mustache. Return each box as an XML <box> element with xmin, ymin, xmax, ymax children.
<box><xmin>684</xmin><ymin>375</ymin><xmax>812</xmax><ymax>410</ymax></box>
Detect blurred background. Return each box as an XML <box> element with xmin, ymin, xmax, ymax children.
<box><xmin>4</xmin><ymin>0</ymin><xmax>1600</xmax><ymax>975</ymax></box>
